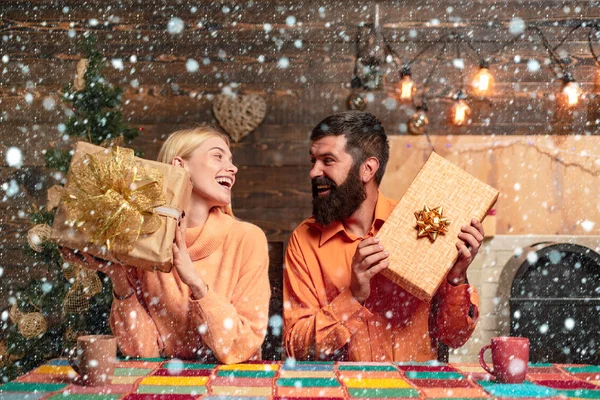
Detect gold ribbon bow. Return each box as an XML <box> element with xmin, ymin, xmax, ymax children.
<box><xmin>415</xmin><ymin>205</ymin><xmax>451</xmax><ymax>241</ymax></box>
<box><xmin>63</xmin><ymin>146</ymin><xmax>167</xmax><ymax>253</ymax></box>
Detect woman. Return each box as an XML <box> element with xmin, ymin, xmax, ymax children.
<box><xmin>61</xmin><ymin>126</ymin><xmax>271</xmax><ymax>364</ymax></box>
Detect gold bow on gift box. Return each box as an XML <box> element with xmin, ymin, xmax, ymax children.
<box><xmin>415</xmin><ymin>205</ymin><xmax>451</xmax><ymax>241</ymax></box>
<box><xmin>62</xmin><ymin>146</ymin><xmax>167</xmax><ymax>253</ymax></box>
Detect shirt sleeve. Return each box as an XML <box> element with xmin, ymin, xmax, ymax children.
<box><xmin>431</xmin><ymin>280</ymin><xmax>479</xmax><ymax>348</ymax></box>
<box><xmin>283</xmin><ymin>232</ymin><xmax>371</xmax><ymax>360</ymax></box>
<box><xmin>190</xmin><ymin>226</ymin><xmax>271</xmax><ymax>365</ymax></box>
<box><xmin>109</xmin><ymin>270</ymin><xmax>164</xmax><ymax>357</ymax></box>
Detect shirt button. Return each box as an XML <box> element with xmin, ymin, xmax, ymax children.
<box><xmin>356</xmin><ymin>316</ymin><xmax>363</xmax><ymax>322</ymax></box>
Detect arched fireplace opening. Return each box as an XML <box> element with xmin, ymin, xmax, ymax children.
<box><xmin>507</xmin><ymin>243</ymin><xmax>600</xmax><ymax>364</ymax></box>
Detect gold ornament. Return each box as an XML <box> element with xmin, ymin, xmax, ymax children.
<box><xmin>64</xmin><ymin>326</ymin><xmax>87</xmax><ymax>342</ymax></box>
<box><xmin>408</xmin><ymin>109</ymin><xmax>429</xmax><ymax>135</ymax></box>
<box><xmin>62</xmin><ymin>261</ymin><xmax>103</xmax><ymax>314</ymax></box>
<box><xmin>62</xmin><ymin>146</ymin><xmax>166</xmax><ymax>253</ymax></box>
<box><xmin>18</xmin><ymin>313</ymin><xmax>47</xmax><ymax>339</ymax></box>
<box><xmin>10</xmin><ymin>304</ymin><xmax>48</xmax><ymax>339</ymax></box>
<box><xmin>27</xmin><ymin>224</ymin><xmax>53</xmax><ymax>253</ymax></box>
<box><xmin>9</xmin><ymin>304</ymin><xmax>23</xmax><ymax>324</ymax></box>
<box><xmin>347</xmin><ymin>91</ymin><xmax>368</xmax><ymax>111</ymax></box>
<box><xmin>73</xmin><ymin>58</ymin><xmax>88</xmax><ymax>91</ymax></box>
<box><xmin>415</xmin><ymin>205</ymin><xmax>451</xmax><ymax>242</ymax></box>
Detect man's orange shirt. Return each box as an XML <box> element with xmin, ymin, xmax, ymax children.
<box><xmin>283</xmin><ymin>191</ymin><xmax>479</xmax><ymax>361</ymax></box>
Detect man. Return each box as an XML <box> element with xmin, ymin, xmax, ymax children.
<box><xmin>283</xmin><ymin>111</ymin><xmax>482</xmax><ymax>362</ymax></box>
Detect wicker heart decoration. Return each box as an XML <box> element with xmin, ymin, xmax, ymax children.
<box><xmin>212</xmin><ymin>94</ymin><xmax>267</xmax><ymax>143</ymax></box>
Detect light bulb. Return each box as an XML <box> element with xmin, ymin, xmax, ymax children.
<box><xmin>396</xmin><ymin>75</ymin><xmax>416</xmax><ymax>102</ymax></box>
<box><xmin>450</xmin><ymin>100</ymin><xmax>471</xmax><ymax>126</ymax></box>
<box><xmin>472</xmin><ymin>67</ymin><xmax>494</xmax><ymax>95</ymax></box>
<box><xmin>561</xmin><ymin>81</ymin><xmax>581</xmax><ymax>107</ymax></box>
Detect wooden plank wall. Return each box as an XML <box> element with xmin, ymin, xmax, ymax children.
<box><xmin>1</xmin><ymin>1</ymin><xmax>600</xmax><ymax>283</ymax></box>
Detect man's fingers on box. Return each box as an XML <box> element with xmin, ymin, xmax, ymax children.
<box><xmin>366</xmin><ymin>260</ymin><xmax>390</xmax><ymax>279</ymax></box>
<box><xmin>363</xmin><ymin>251</ymin><xmax>389</xmax><ymax>269</ymax></box>
<box><xmin>456</xmin><ymin>241</ymin><xmax>472</xmax><ymax>259</ymax></box>
<box><xmin>461</xmin><ymin>225</ymin><xmax>483</xmax><ymax>242</ymax></box>
<box><xmin>357</xmin><ymin>236</ymin><xmax>380</xmax><ymax>249</ymax></box>
<box><xmin>358</xmin><ymin>242</ymin><xmax>386</xmax><ymax>259</ymax></box>
<box><xmin>458</xmin><ymin>232</ymin><xmax>479</xmax><ymax>249</ymax></box>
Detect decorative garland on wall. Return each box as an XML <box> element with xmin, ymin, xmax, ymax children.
<box><xmin>347</xmin><ymin>6</ymin><xmax>600</xmax><ymax>133</ymax></box>
<box><xmin>402</xmin><ymin>137</ymin><xmax>600</xmax><ymax>176</ymax></box>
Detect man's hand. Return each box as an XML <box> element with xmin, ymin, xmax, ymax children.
<box><xmin>447</xmin><ymin>219</ymin><xmax>485</xmax><ymax>285</ymax></box>
<box><xmin>350</xmin><ymin>237</ymin><xmax>390</xmax><ymax>305</ymax></box>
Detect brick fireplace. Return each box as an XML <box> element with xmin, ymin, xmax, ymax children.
<box><xmin>450</xmin><ymin>235</ymin><xmax>600</xmax><ymax>363</ymax></box>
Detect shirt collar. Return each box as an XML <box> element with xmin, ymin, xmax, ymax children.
<box><xmin>315</xmin><ymin>190</ymin><xmax>395</xmax><ymax>247</ymax></box>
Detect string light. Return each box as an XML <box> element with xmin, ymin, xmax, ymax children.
<box><xmin>347</xmin><ymin>4</ymin><xmax>396</xmax><ymax>109</ymax></box>
<box><xmin>472</xmin><ymin>60</ymin><xmax>494</xmax><ymax>95</ymax></box>
<box><xmin>450</xmin><ymin>90</ymin><xmax>471</xmax><ymax>126</ymax></box>
<box><xmin>408</xmin><ymin>102</ymin><xmax>429</xmax><ymax>135</ymax></box>
<box><xmin>558</xmin><ymin>72</ymin><xmax>582</xmax><ymax>108</ymax></box>
<box><xmin>396</xmin><ymin>66</ymin><xmax>416</xmax><ymax>102</ymax></box>
<box><xmin>355</xmin><ymin>5</ymin><xmax>392</xmax><ymax>91</ymax></box>
<box><xmin>347</xmin><ymin>75</ymin><xmax>368</xmax><ymax>111</ymax></box>
<box><xmin>346</xmin><ymin>16</ymin><xmax>600</xmax><ymax>129</ymax></box>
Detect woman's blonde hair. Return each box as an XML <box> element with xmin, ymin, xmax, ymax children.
<box><xmin>157</xmin><ymin>125</ymin><xmax>234</xmax><ymax>216</ymax></box>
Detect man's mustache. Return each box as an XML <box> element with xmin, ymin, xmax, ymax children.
<box><xmin>311</xmin><ymin>177</ymin><xmax>337</xmax><ymax>189</ymax></box>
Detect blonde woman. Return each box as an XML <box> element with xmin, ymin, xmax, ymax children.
<box><xmin>61</xmin><ymin>125</ymin><xmax>271</xmax><ymax>364</ymax></box>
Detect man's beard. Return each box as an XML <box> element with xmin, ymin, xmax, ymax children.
<box><xmin>312</xmin><ymin>162</ymin><xmax>367</xmax><ymax>227</ymax></box>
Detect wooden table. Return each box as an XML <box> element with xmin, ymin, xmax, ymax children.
<box><xmin>1</xmin><ymin>358</ymin><xmax>599</xmax><ymax>399</ymax></box>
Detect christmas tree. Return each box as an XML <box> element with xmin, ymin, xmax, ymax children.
<box><xmin>1</xmin><ymin>34</ymin><xmax>139</xmax><ymax>381</ymax></box>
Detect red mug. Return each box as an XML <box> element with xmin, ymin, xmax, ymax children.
<box><xmin>479</xmin><ymin>336</ymin><xmax>529</xmax><ymax>383</ymax></box>
<box><xmin>69</xmin><ymin>335</ymin><xmax>117</xmax><ymax>386</ymax></box>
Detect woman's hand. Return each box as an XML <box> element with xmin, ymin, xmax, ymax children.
<box><xmin>173</xmin><ymin>217</ymin><xmax>208</xmax><ymax>300</ymax></box>
<box><xmin>58</xmin><ymin>247</ymin><xmax>134</xmax><ymax>299</ymax></box>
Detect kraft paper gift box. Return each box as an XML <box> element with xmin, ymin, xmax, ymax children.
<box><xmin>482</xmin><ymin>209</ymin><xmax>497</xmax><ymax>237</ymax></box>
<box><xmin>51</xmin><ymin>141</ymin><xmax>192</xmax><ymax>272</ymax></box>
<box><xmin>378</xmin><ymin>152</ymin><xmax>499</xmax><ymax>302</ymax></box>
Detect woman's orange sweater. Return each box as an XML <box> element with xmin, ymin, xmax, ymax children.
<box><xmin>110</xmin><ymin>208</ymin><xmax>271</xmax><ymax>364</ymax></box>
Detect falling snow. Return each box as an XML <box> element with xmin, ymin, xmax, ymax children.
<box><xmin>111</xmin><ymin>59</ymin><xmax>124</xmax><ymax>70</ymax></box>
<box><xmin>277</xmin><ymin>57</ymin><xmax>290</xmax><ymax>69</ymax></box>
<box><xmin>564</xmin><ymin>318</ymin><xmax>576</xmax><ymax>330</ymax></box>
<box><xmin>186</xmin><ymin>59</ymin><xmax>200</xmax><ymax>73</ymax></box>
<box><xmin>581</xmin><ymin>220</ymin><xmax>595</xmax><ymax>232</ymax></box>
<box><xmin>42</xmin><ymin>97</ymin><xmax>56</xmax><ymax>110</ymax></box>
<box><xmin>509</xmin><ymin>18</ymin><xmax>526</xmax><ymax>35</ymax></box>
<box><xmin>5</xmin><ymin>147</ymin><xmax>23</xmax><ymax>168</ymax></box>
<box><xmin>0</xmin><ymin>2</ymin><xmax>599</xmax><ymax>383</ymax></box>
<box><xmin>167</xmin><ymin>17</ymin><xmax>185</xmax><ymax>34</ymax></box>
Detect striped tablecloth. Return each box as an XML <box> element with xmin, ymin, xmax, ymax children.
<box><xmin>1</xmin><ymin>358</ymin><xmax>599</xmax><ymax>399</ymax></box>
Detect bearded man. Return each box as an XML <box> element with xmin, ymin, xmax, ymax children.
<box><xmin>283</xmin><ymin>111</ymin><xmax>484</xmax><ymax>362</ymax></box>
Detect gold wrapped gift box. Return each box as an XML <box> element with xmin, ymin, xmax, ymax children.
<box><xmin>51</xmin><ymin>141</ymin><xmax>192</xmax><ymax>272</ymax></box>
<box><xmin>378</xmin><ymin>152</ymin><xmax>499</xmax><ymax>302</ymax></box>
